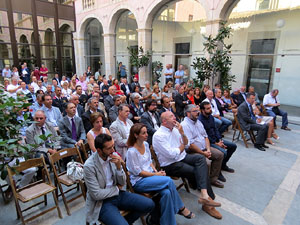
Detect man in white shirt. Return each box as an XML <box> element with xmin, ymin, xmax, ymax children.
<box><xmin>182</xmin><ymin>104</ymin><xmax>224</xmax><ymax>189</ymax></box>
<box><xmin>141</xmin><ymin>81</ymin><xmax>152</xmax><ymax>100</ymax></box>
<box><xmin>7</xmin><ymin>77</ymin><xmax>21</xmax><ymax>98</ymax></box>
<box><xmin>19</xmin><ymin>81</ymin><xmax>30</xmax><ymax>95</ymax></box>
<box><xmin>2</xmin><ymin>65</ymin><xmax>12</xmax><ymax>78</ymax></box>
<box><xmin>152</xmin><ymin>111</ymin><xmax>222</xmax><ymax>219</ymax></box>
<box><xmin>35</xmin><ymin>80</ymin><xmax>47</xmax><ymax>93</ymax></box>
<box><xmin>263</xmin><ymin>89</ymin><xmax>290</xmax><ymax>130</ymax></box>
<box><xmin>109</xmin><ymin>104</ymin><xmax>133</xmax><ymax>159</ymax></box>
<box><xmin>164</xmin><ymin>64</ymin><xmax>174</xmax><ymax>84</ymax></box>
<box><xmin>203</xmin><ymin>90</ymin><xmax>231</xmax><ymax>134</ymax></box>
<box><xmin>31</xmin><ymin>76</ymin><xmax>39</xmax><ymax>92</ymax></box>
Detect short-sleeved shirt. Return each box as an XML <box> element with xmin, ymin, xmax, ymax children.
<box><xmin>175</xmin><ymin>70</ymin><xmax>184</xmax><ymax>84</ymax></box>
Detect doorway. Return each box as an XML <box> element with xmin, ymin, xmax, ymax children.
<box><xmin>247</xmin><ymin>39</ymin><xmax>276</xmax><ymax>99</ymax></box>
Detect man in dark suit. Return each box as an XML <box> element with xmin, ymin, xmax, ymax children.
<box><xmin>159</xmin><ymin>96</ymin><xmax>179</xmax><ymax>121</ymax></box>
<box><xmin>120</xmin><ymin>77</ymin><xmax>131</xmax><ymax>103</ymax></box>
<box><xmin>140</xmin><ymin>99</ymin><xmax>161</xmax><ymax>145</ymax></box>
<box><xmin>26</xmin><ymin>85</ymin><xmax>36</xmax><ymax>103</ymax></box>
<box><xmin>104</xmin><ymin>86</ymin><xmax>116</xmax><ymax>113</ymax></box>
<box><xmin>75</xmin><ymin>85</ymin><xmax>88</xmax><ymax>108</ymax></box>
<box><xmin>68</xmin><ymin>94</ymin><xmax>84</xmax><ymax>117</ymax></box>
<box><xmin>237</xmin><ymin>93</ymin><xmax>269</xmax><ymax>151</ymax></box>
<box><xmin>82</xmin><ymin>97</ymin><xmax>109</xmax><ymax>133</ymax></box>
<box><xmin>130</xmin><ymin>77</ymin><xmax>140</xmax><ymax>93</ymax></box>
<box><xmin>52</xmin><ymin>86</ymin><xmax>68</xmax><ymax>113</ymax></box>
<box><xmin>58</xmin><ymin>102</ymin><xmax>86</xmax><ymax>149</ymax></box>
<box><xmin>175</xmin><ymin>85</ymin><xmax>190</xmax><ymax>120</ymax></box>
<box><xmin>231</xmin><ymin>88</ymin><xmax>244</xmax><ymax>106</ymax></box>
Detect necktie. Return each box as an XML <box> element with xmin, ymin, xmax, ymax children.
<box><xmin>249</xmin><ymin>105</ymin><xmax>256</xmax><ymax>120</ymax></box>
<box><xmin>71</xmin><ymin>118</ymin><xmax>77</xmax><ymax>141</ymax></box>
<box><xmin>41</xmin><ymin>127</ymin><xmax>45</xmax><ymax>135</ymax></box>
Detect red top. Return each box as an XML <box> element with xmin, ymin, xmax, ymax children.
<box><xmin>114</xmin><ymin>84</ymin><xmax>124</xmax><ymax>95</ymax></box>
<box><xmin>33</xmin><ymin>69</ymin><xmax>41</xmax><ymax>80</ymax></box>
<box><xmin>40</xmin><ymin>67</ymin><xmax>48</xmax><ymax>77</ymax></box>
<box><xmin>187</xmin><ymin>95</ymin><xmax>195</xmax><ymax>104</ymax></box>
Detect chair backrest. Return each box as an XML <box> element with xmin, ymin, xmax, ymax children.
<box><xmin>80</xmin><ymin>142</ymin><xmax>91</xmax><ymax>161</ymax></box>
<box><xmin>121</xmin><ymin>162</ymin><xmax>134</xmax><ymax>193</ymax></box>
<box><xmin>149</xmin><ymin>146</ymin><xmax>161</xmax><ymax>171</ymax></box>
<box><xmin>50</xmin><ymin>147</ymin><xmax>83</xmax><ymax>165</ymax></box>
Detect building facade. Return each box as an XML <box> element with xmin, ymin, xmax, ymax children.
<box><xmin>0</xmin><ymin>0</ymin><xmax>76</xmax><ymax>78</ymax></box>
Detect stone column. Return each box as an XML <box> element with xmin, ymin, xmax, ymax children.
<box><xmin>73</xmin><ymin>36</ymin><xmax>85</xmax><ymax>75</ymax></box>
<box><xmin>103</xmin><ymin>33</ymin><xmax>116</xmax><ymax>77</ymax></box>
<box><xmin>137</xmin><ymin>28</ymin><xmax>152</xmax><ymax>86</ymax></box>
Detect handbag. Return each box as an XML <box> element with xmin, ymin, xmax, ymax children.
<box><xmin>67</xmin><ymin>161</ymin><xmax>84</xmax><ymax>182</ymax></box>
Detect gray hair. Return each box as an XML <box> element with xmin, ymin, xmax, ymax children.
<box><xmin>34</xmin><ymin>110</ymin><xmax>46</xmax><ymax>117</ymax></box>
<box><xmin>145</xmin><ymin>81</ymin><xmax>150</xmax><ymax>85</ymax></box>
<box><xmin>131</xmin><ymin>93</ymin><xmax>141</xmax><ymax>100</ymax></box>
<box><xmin>113</xmin><ymin>95</ymin><xmax>121</xmax><ymax>102</ymax></box>
<box><xmin>88</xmin><ymin>97</ymin><xmax>98</xmax><ymax>105</ymax></box>
<box><xmin>214</xmin><ymin>88</ymin><xmax>221</xmax><ymax>94</ymax></box>
<box><xmin>184</xmin><ymin>104</ymin><xmax>197</xmax><ymax>116</ymax></box>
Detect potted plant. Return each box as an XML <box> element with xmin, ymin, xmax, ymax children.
<box><xmin>192</xmin><ymin>21</ymin><xmax>236</xmax><ymax>90</ymax></box>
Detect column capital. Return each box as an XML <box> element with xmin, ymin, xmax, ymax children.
<box><xmin>102</xmin><ymin>33</ymin><xmax>116</xmax><ymax>37</ymax></box>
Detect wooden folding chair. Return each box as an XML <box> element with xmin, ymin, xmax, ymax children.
<box><xmin>80</xmin><ymin>142</ymin><xmax>92</xmax><ymax>162</ymax></box>
<box><xmin>49</xmin><ymin>147</ymin><xmax>86</xmax><ymax>216</ymax></box>
<box><xmin>7</xmin><ymin>156</ymin><xmax>62</xmax><ymax>225</ymax></box>
<box><xmin>232</xmin><ymin>115</ymin><xmax>256</xmax><ymax>148</ymax></box>
<box><xmin>149</xmin><ymin>146</ymin><xmax>190</xmax><ymax>193</ymax></box>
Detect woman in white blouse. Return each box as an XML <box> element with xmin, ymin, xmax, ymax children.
<box><xmin>126</xmin><ymin>123</ymin><xmax>195</xmax><ymax>225</ymax></box>
<box><xmin>87</xmin><ymin>112</ymin><xmax>111</xmax><ymax>152</ymax></box>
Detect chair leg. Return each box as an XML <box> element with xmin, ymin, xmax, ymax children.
<box><xmin>79</xmin><ymin>182</ymin><xmax>86</xmax><ymax>200</ymax></box>
<box><xmin>182</xmin><ymin>178</ymin><xmax>190</xmax><ymax>193</ymax></box>
<box><xmin>51</xmin><ymin>191</ymin><xmax>63</xmax><ymax>219</ymax></box>
<box><xmin>14</xmin><ymin>198</ymin><xmax>25</xmax><ymax>224</ymax></box>
<box><xmin>58</xmin><ymin>182</ymin><xmax>71</xmax><ymax>216</ymax></box>
<box><xmin>240</xmin><ymin>131</ymin><xmax>249</xmax><ymax>148</ymax></box>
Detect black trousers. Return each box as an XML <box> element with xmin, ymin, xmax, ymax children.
<box><xmin>162</xmin><ymin>153</ymin><xmax>215</xmax><ymax>200</ymax></box>
<box><xmin>249</xmin><ymin>123</ymin><xmax>268</xmax><ymax>145</ymax></box>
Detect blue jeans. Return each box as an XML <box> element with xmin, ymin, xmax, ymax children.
<box><xmin>266</xmin><ymin>109</ymin><xmax>288</xmax><ymax>127</ymax></box>
<box><xmin>211</xmin><ymin>139</ymin><xmax>236</xmax><ymax>168</ymax></box>
<box><xmin>99</xmin><ymin>190</ymin><xmax>154</xmax><ymax>225</ymax></box>
<box><xmin>214</xmin><ymin>117</ymin><xmax>232</xmax><ymax>134</ymax></box>
<box><xmin>134</xmin><ymin>176</ymin><xmax>184</xmax><ymax>225</ymax></box>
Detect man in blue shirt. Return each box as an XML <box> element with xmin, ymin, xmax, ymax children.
<box><xmin>174</xmin><ymin>64</ymin><xmax>184</xmax><ymax>85</ymax></box>
<box><xmin>199</xmin><ymin>101</ymin><xmax>237</xmax><ymax>181</ymax></box>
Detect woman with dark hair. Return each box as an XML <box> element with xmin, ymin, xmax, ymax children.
<box><xmin>194</xmin><ymin>87</ymin><xmax>201</xmax><ymax>106</ymax></box>
<box><xmin>126</xmin><ymin>123</ymin><xmax>195</xmax><ymax>225</ymax></box>
<box><xmin>186</xmin><ymin>88</ymin><xmax>195</xmax><ymax>104</ymax></box>
<box><xmin>87</xmin><ymin>112</ymin><xmax>111</xmax><ymax>152</ymax></box>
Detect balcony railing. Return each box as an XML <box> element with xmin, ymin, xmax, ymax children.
<box><xmin>82</xmin><ymin>0</ymin><xmax>95</xmax><ymax>10</ymax></box>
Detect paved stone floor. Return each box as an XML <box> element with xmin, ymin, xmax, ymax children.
<box><xmin>1</xmin><ymin>123</ymin><xmax>300</xmax><ymax>225</ymax></box>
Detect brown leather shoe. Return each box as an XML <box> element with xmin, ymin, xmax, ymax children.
<box><xmin>211</xmin><ymin>180</ymin><xmax>224</xmax><ymax>188</ymax></box>
<box><xmin>202</xmin><ymin>205</ymin><xmax>222</xmax><ymax>219</ymax></box>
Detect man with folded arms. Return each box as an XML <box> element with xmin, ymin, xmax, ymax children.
<box><xmin>153</xmin><ymin>111</ymin><xmax>222</xmax><ymax>219</ymax></box>
<box><xmin>181</xmin><ymin>104</ymin><xmax>224</xmax><ymax>188</ymax></box>
<box><xmin>84</xmin><ymin>133</ymin><xmax>154</xmax><ymax>225</ymax></box>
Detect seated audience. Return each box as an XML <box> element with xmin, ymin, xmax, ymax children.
<box><xmin>141</xmin><ymin>81</ymin><xmax>152</xmax><ymax>100</ymax></box>
<box><xmin>7</xmin><ymin>77</ymin><xmax>20</xmax><ymax>98</ymax></box>
<box><xmin>61</xmin><ymin>81</ymin><xmax>72</xmax><ymax>100</ymax></box>
<box><xmin>113</xmin><ymin>79</ymin><xmax>124</xmax><ymax>96</ymax></box>
<box><xmin>120</xmin><ymin>77</ymin><xmax>131</xmax><ymax>102</ymax></box>
<box><xmin>19</xmin><ymin>81</ymin><xmax>29</xmax><ymax>95</ymax></box>
<box><xmin>109</xmin><ymin>95</ymin><xmax>122</xmax><ymax>122</ymax></box>
<box><xmin>263</xmin><ymin>89</ymin><xmax>290</xmax><ymax>131</ymax></box>
<box><xmin>104</xmin><ymin>85</ymin><xmax>116</xmax><ymax>113</ymax></box>
<box><xmin>237</xmin><ymin>93</ymin><xmax>269</xmax><ymax>151</ymax></box>
<box><xmin>58</xmin><ymin>103</ymin><xmax>86</xmax><ymax>149</ymax></box>
<box><xmin>199</xmin><ymin>102</ymin><xmax>236</xmax><ymax>180</ymax></box>
<box><xmin>76</xmin><ymin>74</ymin><xmax>87</xmax><ymax>91</ymax></box>
<box><xmin>36</xmin><ymin>80</ymin><xmax>46</xmax><ymax>93</ymax></box>
<box><xmin>69</xmin><ymin>94</ymin><xmax>84</xmax><ymax>117</ymax></box>
<box><xmin>182</xmin><ymin>105</ymin><xmax>224</xmax><ymax>188</ymax></box>
<box><xmin>26</xmin><ymin>85</ymin><xmax>36</xmax><ymax>103</ymax></box>
<box><xmin>30</xmin><ymin>93</ymin><xmax>44</xmax><ymax>116</ymax></box>
<box><xmin>199</xmin><ymin>84</ymin><xmax>210</xmax><ymax>102</ymax></box>
<box><xmin>152</xmin><ymin>85</ymin><xmax>161</xmax><ymax>106</ymax></box>
<box><xmin>230</xmin><ymin>88</ymin><xmax>244</xmax><ymax>106</ymax></box>
<box><xmin>26</xmin><ymin>110</ymin><xmax>60</xmax><ymax>163</ymax></box>
<box><xmin>129</xmin><ymin>93</ymin><xmax>144</xmax><ymax>123</ymax></box>
<box><xmin>45</xmin><ymin>84</ymin><xmax>54</xmax><ymax>97</ymax></box>
<box><xmin>248</xmin><ymin>86</ymin><xmax>260</xmax><ymax>105</ymax></box>
<box><xmin>90</xmin><ymin>92</ymin><xmax>107</xmax><ymax>118</ymax></box>
<box><xmin>153</xmin><ymin>111</ymin><xmax>222</xmax><ymax>219</ymax></box>
<box><xmin>222</xmin><ymin>89</ymin><xmax>237</xmax><ymax>120</ymax></box>
<box><xmin>175</xmin><ymin>85</ymin><xmax>190</xmax><ymax>120</ymax></box>
<box><xmin>83</xmin><ymin>133</ymin><xmax>154</xmax><ymax>225</ymax></box>
<box><xmin>203</xmin><ymin>90</ymin><xmax>232</xmax><ymax>134</ymax></box>
<box><xmin>110</xmin><ymin>104</ymin><xmax>133</xmax><ymax>159</ymax></box>
<box><xmin>140</xmin><ymin>99</ymin><xmax>160</xmax><ymax>145</ymax></box>
<box><xmin>52</xmin><ymin>86</ymin><xmax>68</xmax><ymax>113</ymax></box>
<box><xmin>100</xmin><ymin>78</ymin><xmax>109</xmax><ymax>97</ymax></box>
<box><xmin>82</xmin><ymin>97</ymin><xmax>109</xmax><ymax>133</ymax></box>
<box><xmin>87</xmin><ymin>112</ymin><xmax>111</xmax><ymax>153</ymax></box>
<box><xmin>130</xmin><ymin>77</ymin><xmax>140</xmax><ymax>93</ymax></box>
<box><xmin>239</xmin><ymin>86</ymin><xmax>247</xmax><ymax>102</ymax></box>
<box><xmin>126</xmin><ymin>123</ymin><xmax>195</xmax><ymax>225</ymax></box>
<box><xmin>42</xmin><ymin>94</ymin><xmax>61</xmax><ymax>128</ymax></box>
